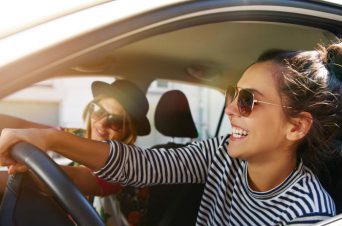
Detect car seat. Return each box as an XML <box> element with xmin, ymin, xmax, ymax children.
<box><xmin>154</xmin><ymin>89</ymin><xmax>198</xmax><ymax>141</ymax></box>
<box><xmin>145</xmin><ymin>90</ymin><xmax>204</xmax><ymax>226</ymax></box>
<box><xmin>318</xmin><ymin>147</ymin><xmax>342</xmax><ymax>214</ymax></box>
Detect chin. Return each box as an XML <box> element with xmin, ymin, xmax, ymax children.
<box><xmin>227</xmin><ymin>143</ymin><xmax>239</xmax><ymax>157</ymax></box>
<box><xmin>227</xmin><ymin>143</ymin><xmax>248</xmax><ymax>160</ymax></box>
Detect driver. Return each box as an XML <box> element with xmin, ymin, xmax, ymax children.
<box><xmin>1</xmin><ymin>41</ymin><xmax>342</xmax><ymax>225</ymax></box>
<box><xmin>0</xmin><ymin>79</ymin><xmax>151</xmax><ymax>226</ymax></box>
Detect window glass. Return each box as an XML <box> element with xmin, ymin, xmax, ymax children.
<box><xmin>0</xmin><ymin>76</ymin><xmax>114</xmax><ymax>127</ymax></box>
<box><xmin>0</xmin><ymin>77</ymin><xmax>231</xmax><ymax>150</ymax></box>
<box><xmin>136</xmin><ymin>80</ymin><xmax>230</xmax><ymax>148</ymax></box>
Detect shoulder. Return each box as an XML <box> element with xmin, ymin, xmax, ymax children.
<box><xmin>287</xmin><ymin>166</ymin><xmax>335</xmax><ymax>216</ymax></box>
<box><xmin>276</xmin><ymin>166</ymin><xmax>335</xmax><ymax>225</ymax></box>
<box><xmin>188</xmin><ymin>134</ymin><xmax>229</xmax><ymax>152</ymax></box>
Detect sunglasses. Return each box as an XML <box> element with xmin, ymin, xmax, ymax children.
<box><xmin>225</xmin><ymin>86</ymin><xmax>291</xmax><ymax>117</ymax></box>
<box><xmin>89</xmin><ymin>102</ymin><xmax>125</xmax><ymax>131</ymax></box>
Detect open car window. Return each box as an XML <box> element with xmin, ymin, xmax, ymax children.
<box><xmin>135</xmin><ymin>79</ymin><xmax>230</xmax><ymax>148</ymax></box>
<box><xmin>0</xmin><ymin>76</ymin><xmax>114</xmax><ymax>128</ymax></box>
<box><xmin>0</xmin><ymin>77</ymin><xmax>230</xmax><ymax>148</ymax></box>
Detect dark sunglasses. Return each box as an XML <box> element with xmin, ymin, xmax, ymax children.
<box><xmin>89</xmin><ymin>102</ymin><xmax>125</xmax><ymax>131</ymax></box>
<box><xmin>225</xmin><ymin>86</ymin><xmax>291</xmax><ymax>117</ymax></box>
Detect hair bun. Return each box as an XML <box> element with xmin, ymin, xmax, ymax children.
<box><xmin>325</xmin><ymin>43</ymin><xmax>342</xmax><ymax>81</ymax></box>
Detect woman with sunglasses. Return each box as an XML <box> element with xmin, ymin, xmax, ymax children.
<box><xmin>70</xmin><ymin>79</ymin><xmax>151</xmax><ymax>226</ymax></box>
<box><xmin>0</xmin><ymin>79</ymin><xmax>151</xmax><ymax>226</ymax></box>
<box><xmin>1</xmin><ymin>41</ymin><xmax>342</xmax><ymax>226</ymax></box>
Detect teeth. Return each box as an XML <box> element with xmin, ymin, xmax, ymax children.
<box><xmin>231</xmin><ymin>127</ymin><xmax>248</xmax><ymax>138</ymax></box>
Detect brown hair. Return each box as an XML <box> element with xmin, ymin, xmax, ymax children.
<box><xmin>82</xmin><ymin>95</ymin><xmax>138</xmax><ymax>145</ymax></box>
<box><xmin>256</xmin><ymin>42</ymin><xmax>342</xmax><ymax>173</ymax></box>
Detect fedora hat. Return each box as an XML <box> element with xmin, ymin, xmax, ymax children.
<box><xmin>91</xmin><ymin>80</ymin><xmax>150</xmax><ymax>136</ymax></box>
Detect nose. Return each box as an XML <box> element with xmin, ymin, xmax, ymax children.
<box><xmin>225</xmin><ymin>98</ymin><xmax>240</xmax><ymax>118</ymax></box>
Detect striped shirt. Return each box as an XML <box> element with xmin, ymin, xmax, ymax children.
<box><xmin>94</xmin><ymin>135</ymin><xmax>335</xmax><ymax>225</ymax></box>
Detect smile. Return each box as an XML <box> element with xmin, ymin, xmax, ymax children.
<box><xmin>231</xmin><ymin>126</ymin><xmax>249</xmax><ymax>139</ymax></box>
<box><xmin>96</xmin><ymin>128</ymin><xmax>108</xmax><ymax>137</ymax></box>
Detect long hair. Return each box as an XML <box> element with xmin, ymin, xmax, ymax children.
<box><xmin>255</xmin><ymin>42</ymin><xmax>342</xmax><ymax>174</ymax></box>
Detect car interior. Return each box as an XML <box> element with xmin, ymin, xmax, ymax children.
<box><xmin>1</xmin><ymin>1</ymin><xmax>342</xmax><ymax>224</ymax></box>
<box><xmin>147</xmin><ymin>89</ymin><xmax>203</xmax><ymax>226</ymax></box>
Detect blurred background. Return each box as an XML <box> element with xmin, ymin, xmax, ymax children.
<box><xmin>0</xmin><ymin>76</ymin><xmax>230</xmax><ymax>149</ymax></box>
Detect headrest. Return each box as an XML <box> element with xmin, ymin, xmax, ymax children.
<box><xmin>154</xmin><ymin>90</ymin><xmax>198</xmax><ymax>138</ymax></box>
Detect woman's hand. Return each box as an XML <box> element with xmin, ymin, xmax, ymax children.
<box><xmin>0</xmin><ymin>128</ymin><xmax>110</xmax><ymax>173</ymax></box>
<box><xmin>0</xmin><ymin>128</ymin><xmax>54</xmax><ymax>174</ymax></box>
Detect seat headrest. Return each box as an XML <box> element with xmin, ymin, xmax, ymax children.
<box><xmin>154</xmin><ymin>90</ymin><xmax>198</xmax><ymax>138</ymax></box>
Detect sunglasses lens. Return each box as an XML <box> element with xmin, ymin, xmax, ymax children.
<box><xmin>91</xmin><ymin>103</ymin><xmax>124</xmax><ymax>131</ymax></box>
<box><xmin>238</xmin><ymin>89</ymin><xmax>254</xmax><ymax>117</ymax></box>
<box><xmin>91</xmin><ymin>103</ymin><xmax>106</xmax><ymax>118</ymax></box>
<box><xmin>107</xmin><ymin>115</ymin><xmax>124</xmax><ymax>131</ymax></box>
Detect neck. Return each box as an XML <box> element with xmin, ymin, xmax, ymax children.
<box><xmin>247</xmin><ymin>152</ymin><xmax>297</xmax><ymax>192</ymax></box>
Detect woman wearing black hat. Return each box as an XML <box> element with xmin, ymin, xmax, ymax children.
<box><xmin>0</xmin><ymin>79</ymin><xmax>151</xmax><ymax>226</ymax></box>
<box><xmin>83</xmin><ymin>79</ymin><xmax>150</xmax><ymax>143</ymax></box>
<box><xmin>2</xmin><ymin>41</ymin><xmax>342</xmax><ymax>225</ymax></box>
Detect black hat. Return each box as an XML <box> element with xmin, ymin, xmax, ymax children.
<box><xmin>91</xmin><ymin>80</ymin><xmax>150</xmax><ymax>136</ymax></box>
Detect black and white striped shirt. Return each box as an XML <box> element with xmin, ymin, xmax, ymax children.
<box><xmin>94</xmin><ymin>135</ymin><xmax>335</xmax><ymax>225</ymax></box>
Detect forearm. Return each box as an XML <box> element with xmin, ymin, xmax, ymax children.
<box><xmin>0</xmin><ymin>114</ymin><xmax>50</xmax><ymax>131</ymax></box>
<box><xmin>0</xmin><ymin>166</ymin><xmax>114</xmax><ymax>197</ymax></box>
<box><xmin>95</xmin><ymin>139</ymin><xmax>211</xmax><ymax>186</ymax></box>
<box><xmin>48</xmin><ymin>129</ymin><xmax>110</xmax><ymax>171</ymax></box>
<box><xmin>61</xmin><ymin>165</ymin><xmax>101</xmax><ymax>196</ymax></box>
<box><xmin>61</xmin><ymin>166</ymin><xmax>122</xmax><ymax>196</ymax></box>
<box><xmin>0</xmin><ymin>171</ymin><xmax>8</xmax><ymax>194</ymax></box>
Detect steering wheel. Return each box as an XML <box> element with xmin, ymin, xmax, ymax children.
<box><xmin>0</xmin><ymin>142</ymin><xmax>105</xmax><ymax>226</ymax></box>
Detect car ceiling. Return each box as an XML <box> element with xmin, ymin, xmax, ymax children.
<box><xmin>63</xmin><ymin>21</ymin><xmax>334</xmax><ymax>92</ymax></box>
<box><xmin>0</xmin><ymin>1</ymin><xmax>338</xmax><ymax>97</ymax></box>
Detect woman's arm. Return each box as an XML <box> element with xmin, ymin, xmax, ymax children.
<box><xmin>0</xmin><ymin>128</ymin><xmax>110</xmax><ymax>173</ymax></box>
<box><xmin>94</xmin><ymin>137</ymin><xmax>223</xmax><ymax>186</ymax></box>
<box><xmin>0</xmin><ymin>128</ymin><xmax>224</xmax><ymax>185</ymax></box>
<box><xmin>61</xmin><ymin>166</ymin><xmax>121</xmax><ymax>196</ymax></box>
<box><xmin>0</xmin><ymin>114</ymin><xmax>51</xmax><ymax>131</ymax></box>
<box><xmin>0</xmin><ymin>166</ymin><xmax>121</xmax><ymax>197</ymax></box>
<box><xmin>0</xmin><ymin>171</ymin><xmax>8</xmax><ymax>195</ymax></box>
<box><xmin>61</xmin><ymin>166</ymin><xmax>102</xmax><ymax>196</ymax></box>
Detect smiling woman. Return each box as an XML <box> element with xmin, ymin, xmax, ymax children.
<box><xmin>0</xmin><ymin>79</ymin><xmax>152</xmax><ymax>226</ymax></box>
<box><xmin>2</xmin><ymin>0</ymin><xmax>342</xmax><ymax>225</ymax></box>
<box><xmin>1</xmin><ymin>41</ymin><xmax>342</xmax><ymax>226</ymax></box>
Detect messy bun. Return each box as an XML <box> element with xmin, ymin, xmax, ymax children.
<box><xmin>320</xmin><ymin>43</ymin><xmax>342</xmax><ymax>82</ymax></box>
<box><xmin>256</xmin><ymin>41</ymin><xmax>342</xmax><ymax>174</ymax></box>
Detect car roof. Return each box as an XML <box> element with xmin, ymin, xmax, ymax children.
<box><xmin>0</xmin><ymin>0</ymin><xmax>186</xmax><ymax>39</ymax></box>
<box><xmin>0</xmin><ymin>0</ymin><xmax>341</xmax><ymax>97</ymax></box>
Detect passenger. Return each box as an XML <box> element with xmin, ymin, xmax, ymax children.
<box><xmin>1</xmin><ymin>42</ymin><xmax>342</xmax><ymax>225</ymax></box>
<box><xmin>0</xmin><ymin>79</ymin><xmax>151</xmax><ymax>226</ymax></box>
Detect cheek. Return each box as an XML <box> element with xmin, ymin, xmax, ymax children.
<box><xmin>250</xmin><ymin>109</ymin><xmax>287</xmax><ymax>146</ymax></box>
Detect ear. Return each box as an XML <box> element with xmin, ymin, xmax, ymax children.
<box><xmin>286</xmin><ymin>112</ymin><xmax>313</xmax><ymax>141</ymax></box>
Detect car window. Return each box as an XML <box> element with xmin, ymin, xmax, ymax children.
<box><xmin>0</xmin><ymin>76</ymin><xmax>114</xmax><ymax>128</ymax></box>
<box><xmin>0</xmin><ymin>77</ymin><xmax>231</xmax><ymax>149</ymax></box>
<box><xmin>135</xmin><ymin>79</ymin><xmax>230</xmax><ymax>148</ymax></box>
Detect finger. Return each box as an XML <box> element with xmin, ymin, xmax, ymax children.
<box><xmin>0</xmin><ymin>129</ymin><xmax>20</xmax><ymax>153</ymax></box>
<box><xmin>0</xmin><ymin>156</ymin><xmax>16</xmax><ymax>166</ymax></box>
